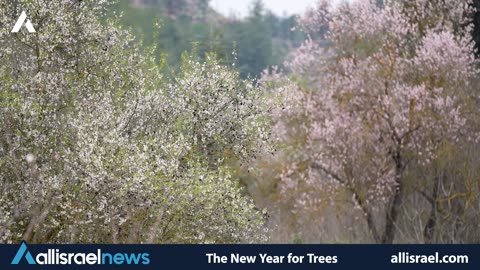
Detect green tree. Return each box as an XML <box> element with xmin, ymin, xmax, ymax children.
<box><xmin>233</xmin><ymin>0</ymin><xmax>273</xmax><ymax>78</ymax></box>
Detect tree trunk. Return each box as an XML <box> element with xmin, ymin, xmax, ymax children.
<box><xmin>382</xmin><ymin>155</ymin><xmax>405</xmax><ymax>244</ymax></box>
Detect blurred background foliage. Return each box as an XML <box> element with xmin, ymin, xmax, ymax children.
<box><xmin>112</xmin><ymin>0</ymin><xmax>306</xmax><ymax>78</ymax></box>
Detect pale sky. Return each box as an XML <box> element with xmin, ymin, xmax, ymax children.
<box><xmin>210</xmin><ymin>0</ymin><xmax>320</xmax><ymax>18</ymax></box>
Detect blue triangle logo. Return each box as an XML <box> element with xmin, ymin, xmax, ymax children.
<box><xmin>11</xmin><ymin>241</ymin><xmax>36</xmax><ymax>264</ymax></box>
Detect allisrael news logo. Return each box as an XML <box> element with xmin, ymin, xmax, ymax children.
<box><xmin>10</xmin><ymin>242</ymin><xmax>150</xmax><ymax>265</ymax></box>
<box><xmin>11</xmin><ymin>11</ymin><xmax>36</xmax><ymax>33</ymax></box>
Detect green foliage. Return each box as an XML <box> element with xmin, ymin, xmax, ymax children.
<box><xmin>111</xmin><ymin>0</ymin><xmax>305</xmax><ymax>78</ymax></box>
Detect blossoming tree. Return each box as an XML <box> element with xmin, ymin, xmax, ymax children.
<box><xmin>0</xmin><ymin>0</ymin><xmax>271</xmax><ymax>243</ymax></box>
<box><xmin>267</xmin><ymin>0</ymin><xmax>479</xmax><ymax>243</ymax></box>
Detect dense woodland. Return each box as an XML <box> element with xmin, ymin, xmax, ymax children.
<box><xmin>113</xmin><ymin>0</ymin><xmax>306</xmax><ymax>78</ymax></box>
<box><xmin>1</xmin><ymin>0</ymin><xmax>480</xmax><ymax>244</ymax></box>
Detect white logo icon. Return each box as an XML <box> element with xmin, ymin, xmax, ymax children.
<box><xmin>11</xmin><ymin>11</ymin><xmax>36</xmax><ymax>33</ymax></box>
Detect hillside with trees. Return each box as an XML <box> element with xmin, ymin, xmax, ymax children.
<box><xmin>113</xmin><ymin>0</ymin><xmax>305</xmax><ymax>78</ymax></box>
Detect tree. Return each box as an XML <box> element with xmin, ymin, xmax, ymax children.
<box><xmin>198</xmin><ymin>0</ymin><xmax>211</xmax><ymax>19</ymax></box>
<box><xmin>234</xmin><ymin>0</ymin><xmax>273</xmax><ymax>78</ymax></box>
<box><xmin>472</xmin><ymin>0</ymin><xmax>480</xmax><ymax>57</ymax></box>
<box><xmin>265</xmin><ymin>0</ymin><xmax>479</xmax><ymax>243</ymax></box>
<box><xmin>0</xmin><ymin>0</ymin><xmax>271</xmax><ymax>244</ymax></box>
